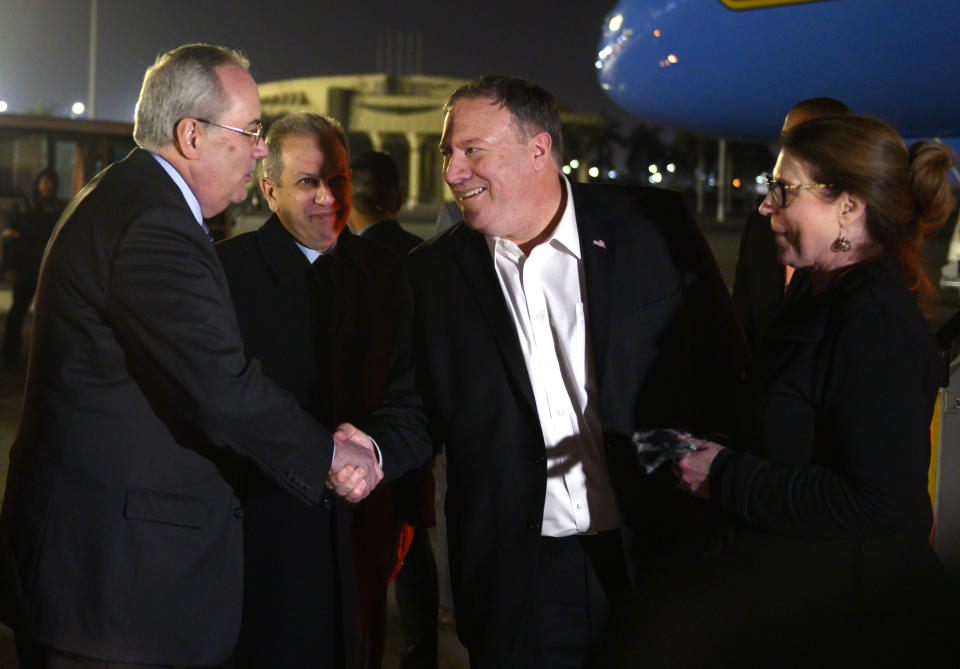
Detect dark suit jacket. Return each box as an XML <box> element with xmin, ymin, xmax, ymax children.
<box><xmin>358</xmin><ymin>220</ymin><xmax>435</xmax><ymax>527</ymax></box>
<box><xmin>359</xmin><ymin>219</ymin><xmax>422</xmax><ymax>255</ymax></box>
<box><xmin>732</xmin><ymin>211</ymin><xmax>785</xmax><ymax>351</ymax></box>
<box><xmin>0</xmin><ymin>149</ymin><xmax>334</xmax><ymax>666</ymax></box>
<box><xmin>708</xmin><ymin>256</ymin><xmax>947</xmax><ymax>662</ymax></box>
<box><xmin>365</xmin><ymin>182</ymin><xmax>747</xmax><ymax>667</ymax></box>
<box><xmin>216</xmin><ymin>216</ymin><xmax>420</xmax><ymax>668</ymax></box>
<box><xmin>731</xmin><ymin>210</ymin><xmax>812</xmax><ymax>352</ymax></box>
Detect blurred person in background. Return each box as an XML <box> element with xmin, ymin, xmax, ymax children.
<box><xmin>2</xmin><ymin>167</ymin><xmax>63</xmax><ymax>367</ymax></box>
<box><xmin>349</xmin><ymin>150</ymin><xmax>439</xmax><ymax>669</ymax></box>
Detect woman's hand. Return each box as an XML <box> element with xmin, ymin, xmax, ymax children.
<box><xmin>674</xmin><ymin>437</ymin><xmax>725</xmax><ymax>499</ymax></box>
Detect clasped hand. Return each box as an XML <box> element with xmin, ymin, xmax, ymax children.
<box><xmin>327</xmin><ymin>422</ymin><xmax>383</xmax><ymax>503</ymax></box>
<box><xmin>673</xmin><ymin>436</ymin><xmax>725</xmax><ymax>499</ymax></box>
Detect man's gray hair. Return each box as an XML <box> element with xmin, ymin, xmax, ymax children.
<box><xmin>445</xmin><ymin>74</ymin><xmax>564</xmax><ymax>165</ymax></box>
<box><xmin>133</xmin><ymin>43</ymin><xmax>249</xmax><ymax>152</ymax></box>
<box><xmin>262</xmin><ymin>113</ymin><xmax>347</xmax><ymax>183</ymax></box>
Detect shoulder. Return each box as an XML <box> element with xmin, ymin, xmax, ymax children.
<box><xmin>824</xmin><ymin>260</ymin><xmax>936</xmax><ymax>358</ymax></box>
<box><xmin>570</xmin><ymin>183</ymin><xmax>697</xmax><ymax>250</ymax></box>
<box><xmin>101</xmin><ymin>149</ymin><xmax>183</xmax><ymax>204</ymax></box>
<box><xmin>68</xmin><ymin>149</ymin><xmax>194</xmax><ymax>234</ymax></box>
<box><xmin>361</xmin><ymin>220</ymin><xmax>422</xmax><ymax>254</ymax></box>
<box><xmin>409</xmin><ymin>221</ymin><xmax>472</xmax><ymax>263</ymax></box>
<box><xmin>397</xmin><ymin>227</ymin><xmax>424</xmax><ymax>253</ymax></box>
<box><xmin>343</xmin><ymin>230</ymin><xmax>404</xmax><ymax>272</ymax></box>
<box><xmin>572</xmin><ymin>183</ymin><xmax>708</xmax><ymax>269</ymax></box>
<box><xmin>571</xmin><ymin>182</ymin><xmax>686</xmax><ymax>220</ymax></box>
<box><xmin>831</xmin><ymin>260</ymin><xmax>919</xmax><ymax>321</ymax></box>
<box><xmin>215</xmin><ymin>229</ymin><xmax>259</xmax><ymax>266</ymax></box>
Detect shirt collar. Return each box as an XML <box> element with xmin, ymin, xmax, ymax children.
<box><xmin>295</xmin><ymin>236</ymin><xmax>338</xmax><ymax>264</ymax></box>
<box><xmin>151</xmin><ymin>152</ymin><xmax>203</xmax><ymax>226</ymax></box>
<box><xmin>485</xmin><ymin>174</ymin><xmax>580</xmax><ymax>260</ymax></box>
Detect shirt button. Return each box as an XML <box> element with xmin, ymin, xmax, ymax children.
<box><xmin>555</xmin><ymin>409</ymin><xmax>565</xmax><ymax>417</ymax></box>
<box><xmin>233</xmin><ymin>507</ymin><xmax>245</xmax><ymax>519</ymax></box>
<box><xmin>535</xmin><ymin>313</ymin><xmax>546</xmax><ymax>321</ymax></box>
<box><xmin>576</xmin><ymin>503</ymin><xmax>584</xmax><ymax>511</ymax></box>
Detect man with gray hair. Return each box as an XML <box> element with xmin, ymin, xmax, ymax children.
<box><xmin>217</xmin><ymin>112</ymin><xmax>413</xmax><ymax>669</ymax></box>
<box><xmin>0</xmin><ymin>44</ymin><xmax>405</xmax><ymax>668</ymax></box>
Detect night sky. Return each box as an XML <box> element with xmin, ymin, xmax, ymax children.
<box><xmin>0</xmin><ymin>0</ymin><xmax>629</xmax><ymax>124</ymax></box>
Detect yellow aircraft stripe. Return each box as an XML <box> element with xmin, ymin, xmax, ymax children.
<box><xmin>930</xmin><ymin>389</ymin><xmax>941</xmax><ymax>513</ymax></box>
<box><xmin>719</xmin><ymin>0</ymin><xmax>833</xmax><ymax>10</ymax></box>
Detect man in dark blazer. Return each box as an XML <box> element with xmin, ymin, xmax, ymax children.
<box><xmin>349</xmin><ymin>150</ymin><xmax>439</xmax><ymax>669</ymax></box>
<box><xmin>352</xmin><ymin>75</ymin><xmax>747</xmax><ymax>668</ymax></box>
<box><xmin>349</xmin><ymin>150</ymin><xmax>424</xmax><ymax>253</ymax></box>
<box><xmin>0</xmin><ymin>45</ymin><xmax>384</xmax><ymax>669</ymax></box>
<box><xmin>216</xmin><ymin>115</ymin><xmax>413</xmax><ymax>669</ymax></box>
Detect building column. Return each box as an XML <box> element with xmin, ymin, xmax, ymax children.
<box><xmin>716</xmin><ymin>137</ymin><xmax>727</xmax><ymax>223</ymax></box>
<box><xmin>406</xmin><ymin>132</ymin><xmax>421</xmax><ymax>208</ymax></box>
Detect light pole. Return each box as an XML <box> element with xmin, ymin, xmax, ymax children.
<box><xmin>88</xmin><ymin>0</ymin><xmax>97</xmax><ymax>118</ymax></box>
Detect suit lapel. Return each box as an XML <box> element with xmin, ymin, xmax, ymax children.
<box><xmin>573</xmin><ymin>187</ymin><xmax>616</xmax><ymax>393</ymax></box>
<box><xmin>452</xmin><ymin>228</ymin><xmax>538</xmax><ymax>417</ymax></box>
<box><xmin>255</xmin><ymin>214</ymin><xmax>312</xmax><ymax>283</ymax></box>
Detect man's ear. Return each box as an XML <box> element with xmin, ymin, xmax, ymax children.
<box><xmin>174</xmin><ymin>118</ymin><xmax>203</xmax><ymax>160</ymax></box>
<box><xmin>260</xmin><ymin>176</ymin><xmax>279</xmax><ymax>213</ymax></box>
<box><xmin>529</xmin><ymin>131</ymin><xmax>553</xmax><ymax>172</ymax></box>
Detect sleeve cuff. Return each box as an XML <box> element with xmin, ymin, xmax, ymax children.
<box><xmin>368</xmin><ymin>435</ymin><xmax>384</xmax><ymax>468</ymax></box>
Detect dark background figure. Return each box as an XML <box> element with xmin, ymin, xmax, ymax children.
<box><xmin>1</xmin><ymin>168</ymin><xmax>63</xmax><ymax>367</ymax></box>
<box><xmin>217</xmin><ymin>115</ymin><xmax>409</xmax><ymax>669</ymax></box>
<box><xmin>349</xmin><ymin>150</ymin><xmax>439</xmax><ymax>669</ymax></box>
<box><xmin>203</xmin><ymin>206</ymin><xmax>235</xmax><ymax>242</ymax></box>
<box><xmin>349</xmin><ymin>151</ymin><xmax>424</xmax><ymax>252</ymax></box>
<box><xmin>732</xmin><ymin>98</ymin><xmax>850</xmax><ymax>351</ymax></box>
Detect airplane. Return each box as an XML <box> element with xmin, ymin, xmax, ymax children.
<box><xmin>594</xmin><ymin>0</ymin><xmax>960</xmax><ymax>583</ymax></box>
<box><xmin>594</xmin><ymin>0</ymin><xmax>960</xmax><ymax>141</ymax></box>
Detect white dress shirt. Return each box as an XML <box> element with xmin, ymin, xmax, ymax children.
<box><xmin>486</xmin><ymin>176</ymin><xmax>619</xmax><ymax>537</ymax></box>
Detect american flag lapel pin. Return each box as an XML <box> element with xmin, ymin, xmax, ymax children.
<box><xmin>592</xmin><ymin>239</ymin><xmax>607</xmax><ymax>249</ymax></box>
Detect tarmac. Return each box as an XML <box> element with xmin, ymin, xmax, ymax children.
<box><xmin>0</xmin><ymin>220</ymin><xmax>957</xmax><ymax>668</ymax></box>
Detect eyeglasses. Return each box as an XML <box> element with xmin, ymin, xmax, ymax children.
<box><xmin>763</xmin><ymin>174</ymin><xmax>833</xmax><ymax>208</ymax></box>
<box><xmin>196</xmin><ymin>118</ymin><xmax>264</xmax><ymax>145</ymax></box>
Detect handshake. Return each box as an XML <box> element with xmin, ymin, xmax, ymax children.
<box><xmin>327</xmin><ymin>422</ymin><xmax>384</xmax><ymax>503</ymax></box>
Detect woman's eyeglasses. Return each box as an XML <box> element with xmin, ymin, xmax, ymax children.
<box><xmin>763</xmin><ymin>174</ymin><xmax>833</xmax><ymax>208</ymax></box>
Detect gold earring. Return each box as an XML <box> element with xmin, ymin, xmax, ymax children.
<box><xmin>831</xmin><ymin>224</ymin><xmax>851</xmax><ymax>253</ymax></box>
